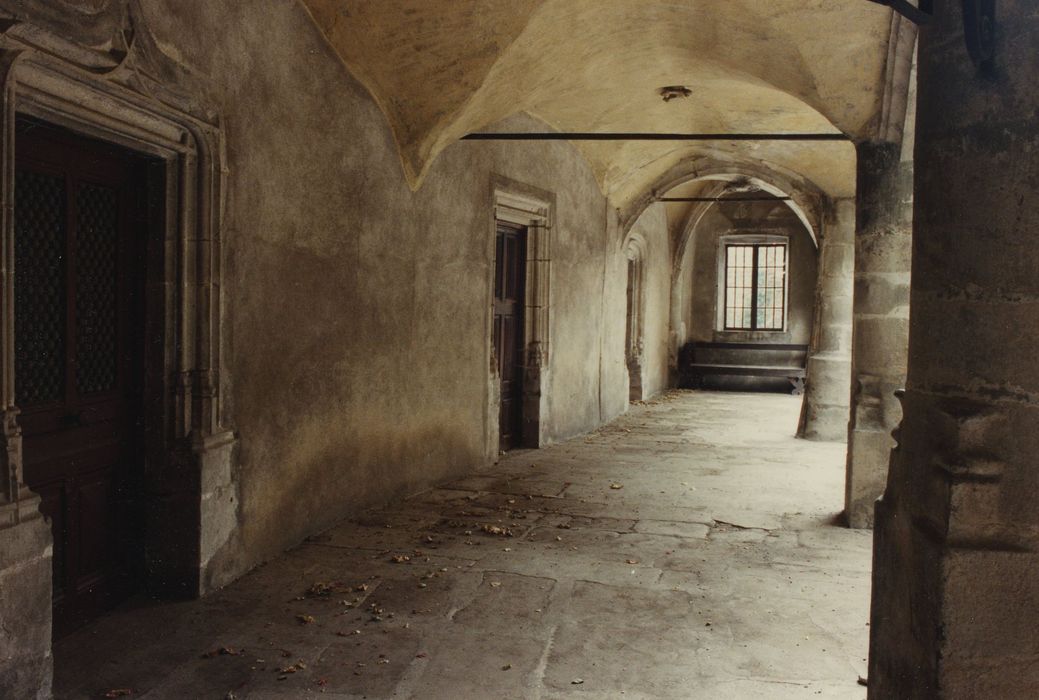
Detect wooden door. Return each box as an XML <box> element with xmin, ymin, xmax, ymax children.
<box><xmin>15</xmin><ymin>121</ymin><xmax>146</xmax><ymax>635</ymax></box>
<box><xmin>493</xmin><ymin>223</ymin><xmax>526</xmax><ymax>451</ymax></box>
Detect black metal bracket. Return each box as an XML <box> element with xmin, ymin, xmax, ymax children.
<box><xmin>866</xmin><ymin>0</ymin><xmax>933</xmax><ymax>25</ymax></box>
<box><xmin>962</xmin><ymin>0</ymin><xmax>997</xmax><ymax>73</ymax></box>
<box><xmin>867</xmin><ymin>0</ymin><xmax>996</xmax><ymax>72</ymax></box>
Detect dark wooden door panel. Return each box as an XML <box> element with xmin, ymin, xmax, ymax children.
<box><xmin>494</xmin><ymin>223</ymin><xmax>526</xmax><ymax>451</ymax></box>
<box><xmin>15</xmin><ymin>120</ymin><xmax>146</xmax><ymax>635</ymax></box>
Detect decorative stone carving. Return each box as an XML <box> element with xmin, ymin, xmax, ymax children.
<box><xmin>492</xmin><ymin>181</ymin><xmax>553</xmax><ymax>450</ymax></box>
<box><xmin>0</xmin><ymin>6</ymin><xmax>235</xmax><ymax>696</ymax></box>
<box><xmin>0</xmin><ymin>0</ymin><xmax>211</xmax><ymax>119</ymax></box>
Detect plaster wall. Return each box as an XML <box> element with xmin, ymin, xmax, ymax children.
<box><xmin>140</xmin><ymin>0</ymin><xmax>628</xmax><ymax>578</ymax></box>
<box><xmin>680</xmin><ymin>202</ymin><xmax>817</xmax><ymax>358</ymax></box>
<box><xmin>625</xmin><ymin>204</ymin><xmax>671</xmax><ymax>400</ymax></box>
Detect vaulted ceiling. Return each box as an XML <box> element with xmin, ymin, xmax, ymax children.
<box><xmin>300</xmin><ymin>0</ymin><xmax>904</xmax><ymax>209</ymax></box>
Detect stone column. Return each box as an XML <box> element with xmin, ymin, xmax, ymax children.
<box><xmin>869</xmin><ymin>3</ymin><xmax>1039</xmax><ymax>697</ymax></box>
<box><xmin>845</xmin><ymin>142</ymin><xmax>912</xmax><ymax>528</ymax></box>
<box><xmin>799</xmin><ymin>198</ymin><xmax>853</xmax><ymax>441</ymax></box>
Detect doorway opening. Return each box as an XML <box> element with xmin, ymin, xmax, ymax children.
<box><xmin>493</xmin><ymin>222</ymin><xmax>527</xmax><ymax>452</ymax></box>
<box><xmin>15</xmin><ymin>117</ymin><xmax>163</xmax><ymax>636</ymax></box>
<box><xmin>624</xmin><ymin>237</ymin><xmax>646</xmax><ymax>402</ymax></box>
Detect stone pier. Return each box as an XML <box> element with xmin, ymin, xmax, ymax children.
<box><xmin>868</xmin><ymin>2</ymin><xmax>1039</xmax><ymax>697</ymax></box>
<box><xmin>799</xmin><ymin>198</ymin><xmax>854</xmax><ymax>442</ymax></box>
<box><xmin>845</xmin><ymin>141</ymin><xmax>912</xmax><ymax>528</ymax></box>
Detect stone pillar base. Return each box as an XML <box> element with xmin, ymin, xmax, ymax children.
<box><xmin>627</xmin><ymin>360</ymin><xmax>644</xmax><ymax>402</ymax></box>
<box><xmin>844</xmin><ymin>428</ymin><xmax>891</xmax><ymax>527</ymax></box>
<box><xmin>522</xmin><ymin>365</ymin><xmax>545</xmax><ymax>449</ymax></box>
<box><xmin>0</xmin><ymin>511</ymin><xmax>53</xmax><ymax>700</ymax></box>
<box><xmin>799</xmin><ymin>353</ymin><xmax>851</xmax><ymax>441</ymax></box>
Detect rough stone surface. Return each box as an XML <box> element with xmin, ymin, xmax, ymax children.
<box><xmin>869</xmin><ymin>3</ymin><xmax>1039</xmax><ymax>698</ymax></box>
<box><xmin>52</xmin><ymin>392</ymin><xmax>870</xmax><ymax>699</ymax></box>
<box><xmin>845</xmin><ymin>141</ymin><xmax>911</xmax><ymax>529</ymax></box>
<box><xmin>0</xmin><ymin>516</ymin><xmax>52</xmax><ymax>700</ymax></box>
<box><xmin>131</xmin><ymin>0</ymin><xmax>674</xmax><ymax>581</ymax></box>
<box><xmin>800</xmin><ymin>199</ymin><xmax>854</xmax><ymax>441</ymax></box>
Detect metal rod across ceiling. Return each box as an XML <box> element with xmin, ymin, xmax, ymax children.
<box><xmin>865</xmin><ymin>0</ymin><xmax>932</xmax><ymax>24</ymax></box>
<box><xmin>657</xmin><ymin>197</ymin><xmax>792</xmax><ymax>203</ymax></box>
<box><xmin>461</xmin><ymin>133</ymin><xmax>849</xmax><ymax>142</ymax></box>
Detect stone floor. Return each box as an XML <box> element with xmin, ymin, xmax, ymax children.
<box><xmin>54</xmin><ymin>390</ymin><xmax>873</xmax><ymax>699</ymax></box>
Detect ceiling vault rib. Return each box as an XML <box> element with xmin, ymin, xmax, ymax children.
<box><xmin>462</xmin><ymin>133</ymin><xmax>850</xmax><ymax>142</ymax></box>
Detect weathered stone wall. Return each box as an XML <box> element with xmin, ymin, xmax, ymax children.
<box><xmin>844</xmin><ymin>142</ymin><xmax>911</xmax><ymax>528</ymax></box>
<box><xmin>684</xmin><ymin>201</ymin><xmax>817</xmax><ymax>347</ymax></box>
<box><xmin>0</xmin><ymin>515</ymin><xmax>51</xmax><ymax>699</ymax></box>
<box><xmin>670</xmin><ymin>199</ymin><xmax>818</xmax><ymax>392</ymax></box>
<box><xmin>799</xmin><ymin>199</ymin><xmax>854</xmax><ymax>441</ymax></box>
<box><xmin>869</xmin><ymin>2</ymin><xmax>1039</xmax><ymax>697</ymax></box>
<box><xmin>625</xmin><ymin>204</ymin><xmax>671</xmax><ymax>400</ymax></box>
<box><xmin>138</xmin><ymin>0</ymin><xmax>632</xmax><ymax>579</ymax></box>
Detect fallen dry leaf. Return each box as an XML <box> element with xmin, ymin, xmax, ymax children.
<box><xmin>391</xmin><ymin>553</ymin><xmax>411</xmax><ymax>563</ymax></box>
<box><xmin>305</xmin><ymin>581</ymin><xmax>339</xmax><ymax>598</ymax></box>
<box><xmin>296</xmin><ymin>614</ymin><xmax>315</xmax><ymax>625</ymax></box>
<box><xmin>279</xmin><ymin>660</ymin><xmax>307</xmax><ymax>674</ymax></box>
<box><xmin>481</xmin><ymin>524</ymin><xmax>514</xmax><ymax>537</ymax></box>
<box><xmin>202</xmin><ymin>646</ymin><xmax>244</xmax><ymax>658</ymax></box>
<box><xmin>610</xmin><ymin>483</ymin><xmax>623</xmax><ymax>490</ymax></box>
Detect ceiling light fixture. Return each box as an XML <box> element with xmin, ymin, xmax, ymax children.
<box><xmin>659</xmin><ymin>85</ymin><xmax>692</xmax><ymax>102</ymax></box>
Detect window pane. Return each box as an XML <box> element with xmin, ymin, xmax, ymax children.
<box><xmin>723</xmin><ymin>245</ymin><xmax>755</xmax><ymax>330</ymax></box>
<box><xmin>722</xmin><ymin>242</ymin><xmax>787</xmax><ymax>331</ymax></box>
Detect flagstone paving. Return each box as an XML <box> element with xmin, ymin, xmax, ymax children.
<box><xmin>54</xmin><ymin>390</ymin><xmax>871</xmax><ymax>699</ymax></box>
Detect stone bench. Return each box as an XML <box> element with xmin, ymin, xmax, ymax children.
<box><xmin>679</xmin><ymin>341</ymin><xmax>808</xmax><ymax>395</ymax></box>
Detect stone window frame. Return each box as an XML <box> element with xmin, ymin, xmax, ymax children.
<box><xmin>0</xmin><ymin>29</ymin><xmax>236</xmax><ymax>596</ymax></box>
<box><xmin>714</xmin><ymin>233</ymin><xmax>791</xmax><ymax>334</ymax></box>
<box><xmin>488</xmin><ymin>180</ymin><xmax>553</xmax><ymax>452</ymax></box>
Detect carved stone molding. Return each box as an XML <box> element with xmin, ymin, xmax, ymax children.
<box><xmin>0</xmin><ymin>0</ymin><xmax>212</xmax><ymax>119</ymax></box>
<box><xmin>490</xmin><ymin>180</ymin><xmax>554</xmax><ymax>450</ymax></box>
<box><xmin>0</xmin><ymin>3</ymin><xmax>236</xmax><ymax>592</ymax></box>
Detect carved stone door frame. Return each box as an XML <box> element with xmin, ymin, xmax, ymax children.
<box><xmin>623</xmin><ymin>232</ymin><xmax>647</xmax><ymax>402</ymax></box>
<box><xmin>0</xmin><ymin>12</ymin><xmax>237</xmax><ymax>692</ymax></box>
<box><xmin>488</xmin><ymin>179</ymin><xmax>553</xmax><ymax>454</ymax></box>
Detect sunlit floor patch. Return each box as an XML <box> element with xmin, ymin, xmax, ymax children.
<box><xmin>55</xmin><ymin>390</ymin><xmax>870</xmax><ymax>699</ymax></box>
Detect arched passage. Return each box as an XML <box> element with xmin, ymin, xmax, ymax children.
<box><xmin>664</xmin><ymin>179</ymin><xmax>821</xmax><ymax>391</ymax></box>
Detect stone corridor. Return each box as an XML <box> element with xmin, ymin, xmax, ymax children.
<box><xmin>55</xmin><ymin>391</ymin><xmax>871</xmax><ymax>699</ymax></box>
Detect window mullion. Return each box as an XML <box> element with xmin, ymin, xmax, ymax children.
<box><xmin>750</xmin><ymin>245</ymin><xmax>759</xmax><ymax>330</ymax></box>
